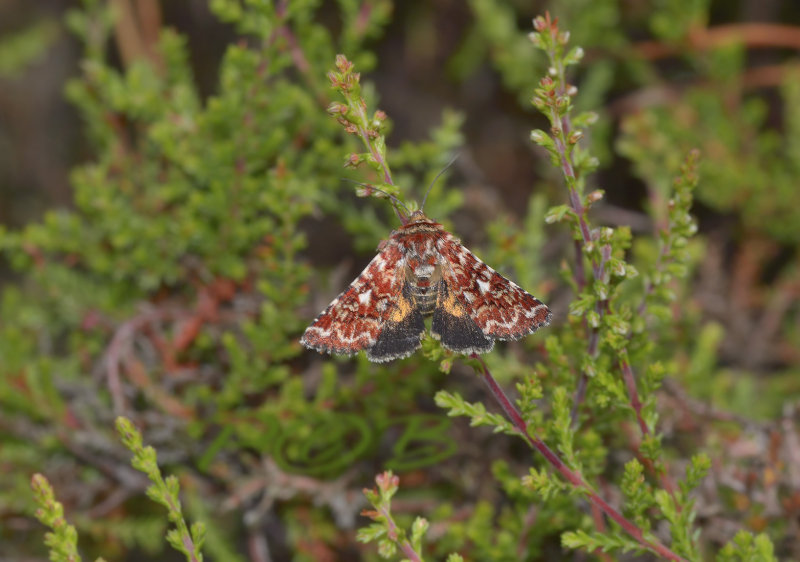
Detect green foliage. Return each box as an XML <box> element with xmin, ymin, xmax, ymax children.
<box><xmin>3</xmin><ymin>0</ymin><xmax>442</xmax><ymax>558</ymax></box>
<box><xmin>31</xmin><ymin>473</ymin><xmax>103</xmax><ymax>562</ymax></box>
<box><xmin>520</xmin><ymin>14</ymin><xmax>708</xmax><ymax>559</ymax></box>
<box><xmin>0</xmin><ymin>18</ymin><xmax>59</xmax><ymax>78</ymax></box>
<box><xmin>357</xmin><ymin>471</ymin><xmax>428</xmax><ymax>560</ymax></box>
<box><xmin>424</xmin><ymin>11</ymin><xmax>781</xmax><ymax>562</ymax></box>
<box><xmin>116</xmin><ymin>417</ymin><xmax>206</xmax><ymax>562</ymax></box>
<box><xmin>620</xmin><ymin>458</ymin><xmax>655</xmax><ymax>532</ymax></box>
<box><xmin>435</xmin><ymin>390</ymin><xmax>516</xmax><ymax>435</ymax></box>
<box><xmin>618</xmin><ymin>65</ymin><xmax>800</xmax><ymax>246</ymax></box>
<box><xmin>3</xmin><ymin>0</ymin><xmax>798</xmax><ymax>560</ymax></box>
<box><xmin>655</xmin><ymin>454</ymin><xmax>712</xmax><ymax>560</ymax></box>
<box><xmin>717</xmin><ymin>531</ymin><xmax>779</xmax><ymax>562</ymax></box>
<box><xmin>30</xmin><ymin>418</ymin><xmax>208</xmax><ymax>562</ymax></box>
<box><xmin>561</xmin><ymin>529</ymin><xmax>645</xmax><ymax>556</ymax></box>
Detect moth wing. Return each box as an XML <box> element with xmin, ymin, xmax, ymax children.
<box><xmin>436</xmin><ymin>234</ymin><xmax>551</xmax><ymax>342</ymax></box>
<box><xmin>431</xmin><ymin>279</ymin><xmax>494</xmax><ymax>355</ymax></box>
<box><xmin>301</xmin><ymin>241</ymin><xmax>406</xmax><ymax>356</ymax></box>
<box><xmin>366</xmin><ymin>282</ymin><xmax>425</xmax><ymax>363</ymax></box>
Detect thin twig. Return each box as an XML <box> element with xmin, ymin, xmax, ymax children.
<box><xmin>635</xmin><ymin>23</ymin><xmax>800</xmax><ymax>60</ymax></box>
<box><xmin>378</xmin><ymin>506</ymin><xmax>423</xmax><ymax>562</ymax></box>
<box><xmin>619</xmin><ymin>356</ymin><xmax>648</xmax><ymax>436</ymax></box>
<box><xmin>538</xmin><ymin>30</ymin><xmax>611</xmax><ymax>424</ymax></box>
<box><xmin>472</xmin><ymin>353</ymin><xmax>686</xmax><ymax>562</ymax></box>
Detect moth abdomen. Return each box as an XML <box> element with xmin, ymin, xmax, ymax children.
<box><xmin>409</xmin><ymin>281</ymin><xmax>438</xmax><ymax>316</ymax></box>
<box><xmin>407</xmin><ymin>260</ymin><xmax>441</xmax><ymax>317</ymax></box>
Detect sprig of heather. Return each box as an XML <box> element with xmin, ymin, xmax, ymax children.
<box><xmin>637</xmin><ymin>149</ymin><xmax>700</xmax><ymax>321</ymax></box>
<box><xmin>530</xmin><ymin>10</ymin><xmax>701</xmax><ymax>476</ymax></box>
<box><xmin>529</xmin><ymin>13</ymin><xmax>612</xmax><ymax>419</ymax></box>
<box><xmin>522</xmin><ymin>11</ymin><xmax>705</xmax><ymax>561</ymax></box>
<box><xmin>358</xmin><ymin>471</ymin><xmax>468</xmax><ymax>561</ymax></box>
<box><xmin>436</xmin><ymin>356</ymin><xmax>688</xmax><ymax>562</ymax></box>
<box><xmin>31</xmin><ymin>473</ymin><xmax>98</xmax><ymax>562</ymax></box>
<box><xmin>116</xmin><ymin>417</ymin><xmax>206</xmax><ymax>562</ymax></box>
<box><xmin>530</xmin><ymin>11</ymin><xmax>663</xmax><ymax>447</ymax></box>
<box><xmin>327</xmin><ymin>54</ymin><xmax>408</xmax><ymax>221</ymax></box>
<box><xmin>357</xmin><ymin>471</ymin><xmax>427</xmax><ymax>562</ymax></box>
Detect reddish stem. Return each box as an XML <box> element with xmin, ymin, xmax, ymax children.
<box><xmin>349</xmin><ymin>98</ymin><xmax>405</xmax><ymax>223</ymax></box>
<box><xmin>619</xmin><ymin>355</ymin><xmax>678</xmax><ymax>496</ymax></box>
<box><xmin>573</xmin><ymin>239</ymin><xmax>586</xmax><ymax>291</ymax></box>
<box><xmin>472</xmin><ymin>354</ymin><xmax>686</xmax><ymax>562</ymax></box>
<box><xmin>378</xmin><ymin>506</ymin><xmax>423</xmax><ymax>562</ymax></box>
<box><xmin>619</xmin><ymin>356</ymin><xmax>648</xmax><ymax>436</ymax></box>
<box><xmin>545</xmin><ymin>83</ymin><xmax>610</xmax><ymax>423</ymax></box>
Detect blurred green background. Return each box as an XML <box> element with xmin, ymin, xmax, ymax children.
<box><xmin>1</xmin><ymin>0</ymin><xmax>800</xmax><ymax>560</ymax></box>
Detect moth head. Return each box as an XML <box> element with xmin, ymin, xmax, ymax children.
<box><xmin>405</xmin><ymin>209</ymin><xmax>430</xmax><ymax>223</ymax></box>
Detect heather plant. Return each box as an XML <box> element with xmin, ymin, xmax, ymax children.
<box><xmin>332</xmin><ymin>11</ymin><xmax>787</xmax><ymax>562</ymax></box>
<box><xmin>352</xmin><ymin>15</ymin><xmax>703</xmax><ymax>560</ymax></box>
<box><xmin>1</xmin><ymin>1</ymin><xmax>798</xmax><ymax>561</ymax></box>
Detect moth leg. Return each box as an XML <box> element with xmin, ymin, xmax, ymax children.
<box><xmin>431</xmin><ymin>282</ymin><xmax>493</xmax><ymax>355</ymax></box>
<box><xmin>367</xmin><ymin>285</ymin><xmax>425</xmax><ymax>362</ymax></box>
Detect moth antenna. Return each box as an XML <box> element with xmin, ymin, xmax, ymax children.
<box><xmin>420</xmin><ymin>153</ymin><xmax>459</xmax><ymax>212</ymax></box>
<box><xmin>341</xmin><ymin>179</ymin><xmax>411</xmax><ymax>216</ymax></box>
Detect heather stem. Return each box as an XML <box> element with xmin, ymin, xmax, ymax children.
<box><xmin>535</xmin><ymin>25</ymin><xmax>611</xmax><ymax>422</ymax></box>
<box><xmin>619</xmin><ymin>353</ymin><xmax>678</xmax><ymax>496</ymax></box>
<box><xmin>378</xmin><ymin>507</ymin><xmax>423</xmax><ymax>562</ymax></box>
<box><xmin>328</xmin><ymin>55</ymin><xmax>405</xmax><ymax>223</ymax></box>
<box><xmin>619</xmin><ymin>354</ymin><xmax>649</xmax><ymax>436</ymax></box>
<box><xmin>471</xmin><ymin>354</ymin><xmax>686</xmax><ymax>562</ymax></box>
<box><xmin>349</xmin><ymin>104</ymin><xmax>404</xmax><ymax>223</ymax></box>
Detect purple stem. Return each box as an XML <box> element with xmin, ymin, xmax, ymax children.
<box><xmin>379</xmin><ymin>506</ymin><xmax>423</xmax><ymax>562</ymax></box>
<box><xmin>353</xmin><ymin>115</ymin><xmax>405</xmax><ymax>223</ymax></box>
<box><xmin>547</xmin><ymin>102</ymin><xmax>610</xmax><ymax>424</ymax></box>
<box><xmin>619</xmin><ymin>355</ymin><xmax>678</xmax><ymax>495</ymax></box>
<box><xmin>472</xmin><ymin>354</ymin><xmax>686</xmax><ymax>562</ymax></box>
<box><xmin>573</xmin><ymin>239</ymin><xmax>586</xmax><ymax>291</ymax></box>
<box><xmin>620</xmin><ymin>356</ymin><xmax>648</xmax><ymax>436</ymax></box>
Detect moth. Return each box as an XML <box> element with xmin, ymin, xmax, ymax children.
<box><xmin>301</xmin><ymin>206</ymin><xmax>551</xmax><ymax>363</ymax></box>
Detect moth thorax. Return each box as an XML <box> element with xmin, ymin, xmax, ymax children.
<box><xmin>413</xmin><ymin>263</ymin><xmax>435</xmax><ymax>278</ymax></box>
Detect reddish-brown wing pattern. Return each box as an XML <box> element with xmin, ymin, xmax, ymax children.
<box><xmin>437</xmin><ymin>233</ymin><xmax>551</xmax><ymax>340</ymax></box>
<box><xmin>301</xmin><ymin>211</ymin><xmax>550</xmax><ymax>363</ymax></box>
<box><xmin>300</xmin><ymin>241</ymin><xmax>407</xmax><ymax>357</ymax></box>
